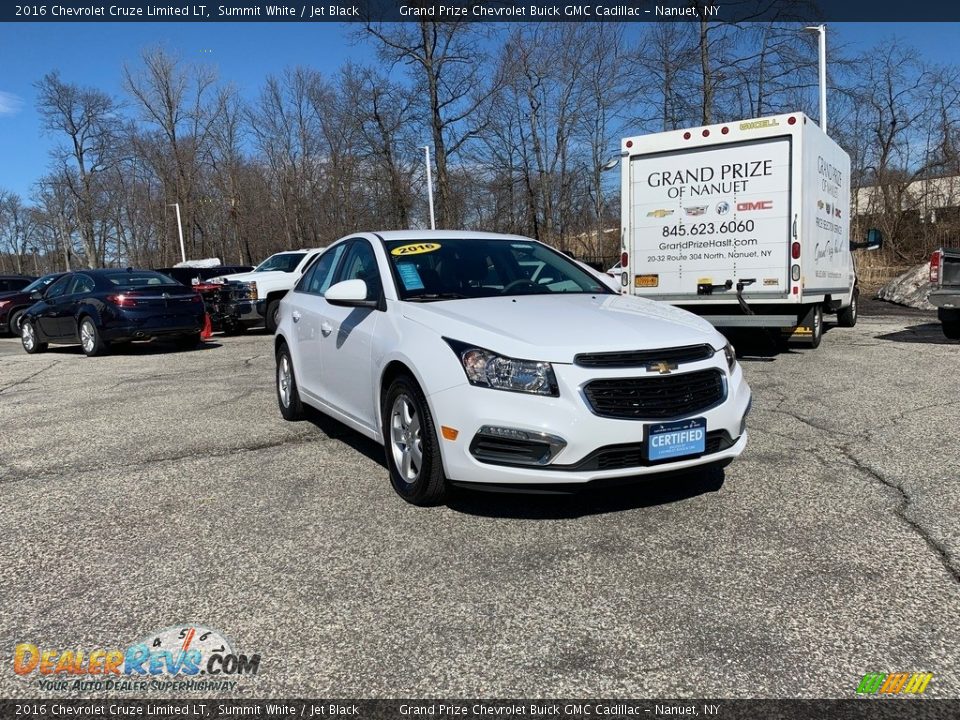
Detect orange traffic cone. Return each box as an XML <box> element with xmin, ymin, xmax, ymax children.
<box><xmin>201</xmin><ymin>313</ymin><xmax>213</xmax><ymax>341</ymax></box>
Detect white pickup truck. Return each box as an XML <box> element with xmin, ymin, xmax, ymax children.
<box><xmin>214</xmin><ymin>249</ymin><xmax>324</xmax><ymax>333</ymax></box>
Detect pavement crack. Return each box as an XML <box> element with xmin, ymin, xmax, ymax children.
<box><xmin>839</xmin><ymin>443</ymin><xmax>960</xmax><ymax>586</ymax></box>
<box><xmin>0</xmin><ymin>361</ymin><xmax>60</xmax><ymax>396</ymax></box>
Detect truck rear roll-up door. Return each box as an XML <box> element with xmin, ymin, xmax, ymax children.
<box><xmin>629</xmin><ymin>137</ymin><xmax>792</xmax><ymax>298</ymax></box>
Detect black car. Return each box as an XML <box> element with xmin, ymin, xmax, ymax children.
<box><xmin>20</xmin><ymin>269</ymin><xmax>206</xmax><ymax>357</ymax></box>
<box><xmin>0</xmin><ymin>273</ymin><xmax>65</xmax><ymax>335</ymax></box>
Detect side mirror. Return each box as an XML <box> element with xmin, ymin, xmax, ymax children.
<box><xmin>325</xmin><ymin>279</ymin><xmax>377</xmax><ymax>308</ymax></box>
<box><xmin>30</xmin><ymin>290</ymin><xmax>43</xmax><ymax>300</ymax></box>
<box><xmin>850</xmin><ymin>228</ymin><xmax>883</xmax><ymax>251</ymax></box>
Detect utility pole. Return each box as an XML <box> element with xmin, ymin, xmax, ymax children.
<box><xmin>168</xmin><ymin>202</ymin><xmax>187</xmax><ymax>263</ymax></box>
<box><xmin>421</xmin><ymin>146</ymin><xmax>436</xmax><ymax>230</ymax></box>
<box><xmin>804</xmin><ymin>24</ymin><xmax>828</xmax><ymax>133</ymax></box>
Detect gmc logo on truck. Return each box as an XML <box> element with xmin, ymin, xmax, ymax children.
<box><xmin>737</xmin><ymin>200</ymin><xmax>773</xmax><ymax>211</ymax></box>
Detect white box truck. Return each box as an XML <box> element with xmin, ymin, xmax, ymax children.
<box><xmin>618</xmin><ymin>112</ymin><xmax>874</xmax><ymax>347</ymax></box>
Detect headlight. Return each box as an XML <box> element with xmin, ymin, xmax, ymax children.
<box><xmin>445</xmin><ymin>339</ymin><xmax>559</xmax><ymax>396</ymax></box>
<box><xmin>723</xmin><ymin>341</ymin><xmax>737</xmax><ymax>371</ymax></box>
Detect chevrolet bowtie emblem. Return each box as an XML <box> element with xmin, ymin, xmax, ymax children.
<box><xmin>649</xmin><ymin>361</ymin><xmax>677</xmax><ymax>374</ymax></box>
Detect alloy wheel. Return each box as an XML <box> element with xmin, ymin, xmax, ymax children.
<box><xmin>80</xmin><ymin>321</ymin><xmax>96</xmax><ymax>354</ymax></box>
<box><xmin>390</xmin><ymin>394</ymin><xmax>423</xmax><ymax>483</ymax></box>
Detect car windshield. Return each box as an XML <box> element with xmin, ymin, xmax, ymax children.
<box><xmin>254</xmin><ymin>253</ymin><xmax>305</xmax><ymax>273</ymax></box>
<box><xmin>22</xmin><ymin>274</ymin><xmax>61</xmax><ymax>293</ymax></box>
<box><xmin>384</xmin><ymin>238</ymin><xmax>612</xmax><ymax>301</ymax></box>
<box><xmin>103</xmin><ymin>271</ymin><xmax>183</xmax><ymax>288</ymax></box>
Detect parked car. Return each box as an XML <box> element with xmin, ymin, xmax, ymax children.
<box><xmin>274</xmin><ymin>231</ymin><xmax>751</xmax><ymax>505</ymax></box>
<box><xmin>929</xmin><ymin>248</ymin><xmax>960</xmax><ymax>339</ymax></box>
<box><xmin>210</xmin><ymin>249</ymin><xmax>324</xmax><ymax>333</ymax></box>
<box><xmin>154</xmin><ymin>265</ymin><xmax>253</xmax><ymax>331</ymax></box>
<box><xmin>0</xmin><ymin>274</ymin><xmax>34</xmax><ymax>294</ymax></box>
<box><xmin>0</xmin><ymin>272</ymin><xmax>65</xmax><ymax>335</ymax></box>
<box><xmin>20</xmin><ymin>269</ymin><xmax>206</xmax><ymax>357</ymax></box>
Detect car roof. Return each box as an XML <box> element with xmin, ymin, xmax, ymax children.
<box><xmin>370</xmin><ymin>230</ymin><xmax>536</xmax><ymax>243</ymax></box>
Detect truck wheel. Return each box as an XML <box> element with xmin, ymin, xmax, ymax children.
<box><xmin>808</xmin><ymin>304</ymin><xmax>823</xmax><ymax>348</ymax></box>
<box><xmin>943</xmin><ymin>322</ymin><xmax>960</xmax><ymax>340</ymax></box>
<box><xmin>265</xmin><ymin>299</ymin><xmax>281</xmax><ymax>333</ymax></box>
<box><xmin>837</xmin><ymin>290</ymin><xmax>858</xmax><ymax>327</ymax></box>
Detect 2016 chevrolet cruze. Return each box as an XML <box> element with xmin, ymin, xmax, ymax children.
<box><xmin>275</xmin><ymin>231</ymin><xmax>751</xmax><ymax>505</ymax></box>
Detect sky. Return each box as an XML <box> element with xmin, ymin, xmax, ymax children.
<box><xmin>1</xmin><ymin>21</ymin><xmax>959</xmax><ymax>200</ymax></box>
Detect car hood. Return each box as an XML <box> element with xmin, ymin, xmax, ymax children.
<box><xmin>401</xmin><ymin>293</ymin><xmax>725</xmax><ymax>363</ymax></box>
<box><xmin>210</xmin><ymin>270</ymin><xmax>291</xmax><ymax>284</ymax></box>
<box><xmin>0</xmin><ymin>290</ymin><xmax>28</xmax><ymax>302</ymax></box>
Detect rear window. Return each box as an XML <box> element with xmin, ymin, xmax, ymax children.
<box><xmin>103</xmin><ymin>271</ymin><xmax>182</xmax><ymax>288</ymax></box>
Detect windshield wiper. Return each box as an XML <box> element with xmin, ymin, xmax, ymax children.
<box><xmin>405</xmin><ymin>292</ymin><xmax>469</xmax><ymax>302</ymax></box>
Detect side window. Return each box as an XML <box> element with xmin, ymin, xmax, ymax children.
<box><xmin>44</xmin><ymin>275</ymin><xmax>73</xmax><ymax>299</ymax></box>
<box><xmin>297</xmin><ymin>245</ymin><xmax>346</xmax><ymax>296</ymax></box>
<box><xmin>66</xmin><ymin>274</ymin><xmax>95</xmax><ymax>295</ymax></box>
<box><xmin>334</xmin><ymin>241</ymin><xmax>381</xmax><ymax>301</ymax></box>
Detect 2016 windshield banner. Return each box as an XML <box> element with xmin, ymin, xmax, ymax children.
<box><xmin>3</xmin><ymin>0</ymin><xmax>959</xmax><ymax>23</ymax></box>
<box><xmin>1</xmin><ymin>700</ymin><xmax>957</xmax><ymax>719</ymax></box>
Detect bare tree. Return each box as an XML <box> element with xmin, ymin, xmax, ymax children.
<box><xmin>362</xmin><ymin>19</ymin><xmax>499</xmax><ymax>227</ymax></box>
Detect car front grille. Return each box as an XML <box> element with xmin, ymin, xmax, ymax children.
<box><xmin>583</xmin><ymin>369</ymin><xmax>726</xmax><ymax>420</ymax></box>
<box><xmin>574</xmin><ymin>344</ymin><xmax>715</xmax><ymax>368</ymax></box>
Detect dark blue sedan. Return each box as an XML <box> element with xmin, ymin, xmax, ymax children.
<box><xmin>20</xmin><ymin>269</ymin><xmax>206</xmax><ymax>357</ymax></box>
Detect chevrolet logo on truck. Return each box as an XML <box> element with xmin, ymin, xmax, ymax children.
<box><xmin>647</xmin><ymin>209</ymin><xmax>674</xmax><ymax>218</ymax></box>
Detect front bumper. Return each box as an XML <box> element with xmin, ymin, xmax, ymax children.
<box><xmin>428</xmin><ymin>360</ymin><xmax>751</xmax><ymax>486</ymax></box>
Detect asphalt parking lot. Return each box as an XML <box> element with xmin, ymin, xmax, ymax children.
<box><xmin>0</xmin><ymin>302</ymin><xmax>957</xmax><ymax>699</ymax></box>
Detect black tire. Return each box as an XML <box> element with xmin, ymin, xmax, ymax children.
<box><xmin>807</xmin><ymin>304</ymin><xmax>823</xmax><ymax>349</ymax></box>
<box><xmin>276</xmin><ymin>343</ymin><xmax>306</xmax><ymax>421</ymax></box>
<box><xmin>382</xmin><ymin>374</ymin><xmax>447</xmax><ymax>506</ymax></box>
<box><xmin>264</xmin><ymin>299</ymin><xmax>281</xmax><ymax>333</ymax></box>
<box><xmin>20</xmin><ymin>319</ymin><xmax>47</xmax><ymax>354</ymax></box>
<box><xmin>173</xmin><ymin>333</ymin><xmax>201</xmax><ymax>351</ymax></box>
<box><xmin>8</xmin><ymin>307</ymin><xmax>25</xmax><ymax>336</ymax></box>
<box><xmin>837</xmin><ymin>289</ymin><xmax>858</xmax><ymax>328</ymax></box>
<box><xmin>79</xmin><ymin>316</ymin><xmax>109</xmax><ymax>357</ymax></box>
<box><xmin>943</xmin><ymin>322</ymin><xmax>960</xmax><ymax>340</ymax></box>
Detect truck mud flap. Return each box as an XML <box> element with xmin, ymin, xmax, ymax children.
<box><xmin>783</xmin><ymin>304</ymin><xmax>817</xmax><ymax>341</ymax></box>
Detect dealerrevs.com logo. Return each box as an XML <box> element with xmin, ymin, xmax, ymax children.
<box><xmin>13</xmin><ymin>625</ymin><xmax>261</xmax><ymax>692</ymax></box>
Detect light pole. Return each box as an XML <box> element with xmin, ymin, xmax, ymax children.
<box><xmin>168</xmin><ymin>202</ymin><xmax>186</xmax><ymax>263</ymax></box>
<box><xmin>804</xmin><ymin>24</ymin><xmax>827</xmax><ymax>134</ymax></box>
<box><xmin>421</xmin><ymin>145</ymin><xmax>436</xmax><ymax>230</ymax></box>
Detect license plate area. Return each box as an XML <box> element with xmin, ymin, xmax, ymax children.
<box><xmin>646</xmin><ymin>417</ymin><xmax>706</xmax><ymax>462</ymax></box>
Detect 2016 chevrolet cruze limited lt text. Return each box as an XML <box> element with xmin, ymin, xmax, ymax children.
<box><xmin>274</xmin><ymin>231</ymin><xmax>752</xmax><ymax>505</ymax></box>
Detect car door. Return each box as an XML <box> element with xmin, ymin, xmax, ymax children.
<box><xmin>35</xmin><ymin>274</ymin><xmax>73</xmax><ymax>340</ymax></box>
<box><xmin>285</xmin><ymin>243</ymin><xmax>347</xmax><ymax>402</ymax></box>
<box><xmin>316</xmin><ymin>239</ymin><xmax>383</xmax><ymax>429</ymax></box>
<box><xmin>54</xmin><ymin>274</ymin><xmax>95</xmax><ymax>339</ymax></box>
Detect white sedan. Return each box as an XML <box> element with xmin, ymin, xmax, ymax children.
<box><xmin>275</xmin><ymin>231</ymin><xmax>751</xmax><ymax>505</ymax></box>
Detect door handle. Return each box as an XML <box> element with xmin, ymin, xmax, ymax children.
<box><xmin>320</xmin><ymin>321</ymin><xmax>333</xmax><ymax>337</ymax></box>
<box><xmin>291</xmin><ymin>310</ymin><xmax>301</xmax><ymax>323</ymax></box>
